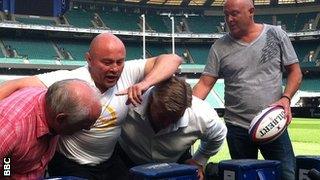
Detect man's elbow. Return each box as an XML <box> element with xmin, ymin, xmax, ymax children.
<box><xmin>161</xmin><ymin>53</ymin><xmax>183</xmax><ymax>65</ymax></box>
<box><xmin>174</xmin><ymin>54</ymin><xmax>183</xmax><ymax>65</ymax></box>
<box><xmin>297</xmin><ymin>69</ymin><xmax>303</xmax><ymax>85</ymax></box>
<box><xmin>217</xmin><ymin>122</ymin><xmax>227</xmax><ymax>142</ymax></box>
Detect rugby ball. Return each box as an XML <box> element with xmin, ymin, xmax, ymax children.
<box><xmin>249</xmin><ymin>105</ymin><xmax>287</xmax><ymax>144</ymax></box>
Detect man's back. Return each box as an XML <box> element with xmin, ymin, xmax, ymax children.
<box><xmin>0</xmin><ymin>87</ymin><xmax>58</xmax><ymax>179</ymax></box>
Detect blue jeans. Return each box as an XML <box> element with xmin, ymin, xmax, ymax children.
<box><xmin>226</xmin><ymin>123</ymin><xmax>296</xmax><ymax>180</ymax></box>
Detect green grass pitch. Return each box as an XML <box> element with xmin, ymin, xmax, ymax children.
<box><xmin>193</xmin><ymin>118</ymin><xmax>320</xmax><ymax>163</ymax></box>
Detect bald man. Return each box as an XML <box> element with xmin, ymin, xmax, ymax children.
<box><xmin>193</xmin><ymin>0</ymin><xmax>302</xmax><ymax>179</ymax></box>
<box><xmin>0</xmin><ymin>79</ymin><xmax>101</xmax><ymax>179</ymax></box>
<box><xmin>0</xmin><ymin>33</ymin><xmax>182</xmax><ymax>179</ymax></box>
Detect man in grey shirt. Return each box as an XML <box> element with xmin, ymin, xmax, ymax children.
<box><xmin>193</xmin><ymin>0</ymin><xmax>302</xmax><ymax>179</ymax></box>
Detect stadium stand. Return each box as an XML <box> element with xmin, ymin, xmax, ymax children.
<box><xmin>125</xmin><ymin>42</ymin><xmax>143</xmax><ymax>60</ymax></box>
<box><xmin>300</xmin><ymin>78</ymin><xmax>320</xmax><ymax>92</ymax></box>
<box><xmin>145</xmin><ymin>14</ymin><xmax>170</xmax><ymax>33</ymax></box>
<box><xmin>0</xmin><ymin>48</ymin><xmax>4</xmax><ymax>58</ymax></box>
<box><xmin>146</xmin><ymin>43</ymin><xmax>168</xmax><ymax>56</ymax></box>
<box><xmin>2</xmin><ymin>38</ymin><xmax>57</xmax><ymax>60</ymax></box>
<box><xmin>56</xmin><ymin>39</ymin><xmax>89</xmax><ymax>61</ymax></box>
<box><xmin>187</xmin><ymin>44</ymin><xmax>211</xmax><ymax>64</ymax></box>
<box><xmin>254</xmin><ymin>15</ymin><xmax>274</xmax><ymax>25</ymax></box>
<box><xmin>15</xmin><ymin>16</ymin><xmax>56</xmax><ymax>26</ymax></box>
<box><xmin>65</xmin><ymin>8</ymin><xmax>93</xmax><ymax>28</ymax></box>
<box><xmin>293</xmin><ymin>40</ymin><xmax>319</xmax><ymax>67</ymax></box>
<box><xmin>276</xmin><ymin>13</ymin><xmax>297</xmax><ymax>32</ymax></box>
<box><xmin>296</xmin><ymin>12</ymin><xmax>318</xmax><ymax>31</ymax></box>
<box><xmin>187</xmin><ymin>15</ymin><xmax>225</xmax><ymax>33</ymax></box>
<box><xmin>99</xmin><ymin>11</ymin><xmax>140</xmax><ymax>31</ymax></box>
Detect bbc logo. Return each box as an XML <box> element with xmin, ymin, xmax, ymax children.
<box><xmin>3</xmin><ymin>157</ymin><xmax>10</xmax><ymax>177</ymax></box>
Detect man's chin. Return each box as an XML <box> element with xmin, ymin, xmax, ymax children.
<box><xmin>104</xmin><ymin>81</ymin><xmax>117</xmax><ymax>88</ymax></box>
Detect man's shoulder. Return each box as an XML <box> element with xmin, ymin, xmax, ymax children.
<box><xmin>189</xmin><ymin>96</ymin><xmax>216</xmax><ymax>117</ymax></box>
<box><xmin>3</xmin><ymin>87</ymin><xmax>45</xmax><ymax>102</ymax></box>
<box><xmin>211</xmin><ymin>34</ymin><xmax>233</xmax><ymax>51</ymax></box>
<box><xmin>0</xmin><ymin>88</ymin><xmax>44</xmax><ymax>126</ymax></box>
<box><xmin>123</xmin><ymin>59</ymin><xmax>146</xmax><ymax>71</ymax></box>
<box><xmin>215</xmin><ymin>34</ymin><xmax>232</xmax><ymax>44</ymax></box>
<box><xmin>263</xmin><ymin>24</ymin><xmax>287</xmax><ymax>37</ymax></box>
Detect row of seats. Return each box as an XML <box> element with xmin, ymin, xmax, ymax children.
<box><xmin>11</xmin><ymin>9</ymin><xmax>319</xmax><ymax>33</ymax></box>
<box><xmin>299</xmin><ymin>78</ymin><xmax>320</xmax><ymax>92</ymax></box>
<box><xmin>1</xmin><ymin>38</ymin><xmax>319</xmax><ymax>68</ymax></box>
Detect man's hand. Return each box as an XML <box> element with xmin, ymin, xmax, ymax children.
<box><xmin>185</xmin><ymin>159</ymin><xmax>205</xmax><ymax>180</ymax></box>
<box><xmin>270</xmin><ymin>96</ymin><xmax>292</xmax><ymax>125</ymax></box>
<box><xmin>116</xmin><ymin>81</ymin><xmax>150</xmax><ymax>107</ymax></box>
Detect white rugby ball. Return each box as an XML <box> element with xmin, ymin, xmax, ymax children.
<box><xmin>249</xmin><ymin>105</ymin><xmax>288</xmax><ymax>143</ymax></box>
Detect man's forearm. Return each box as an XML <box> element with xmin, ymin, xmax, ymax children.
<box><xmin>283</xmin><ymin>63</ymin><xmax>302</xmax><ymax>98</ymax></box>
<box><xmin>142</xmin><ymin>54</ymin><xmax>182</xmax><ymax>87</ymax></box>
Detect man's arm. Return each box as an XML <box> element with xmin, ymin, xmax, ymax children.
<box><xmin>192</xmin><ymin>74</ymin><xmax>218</xmax><ymax>100</ymax></box>
<box><xmin>186</xmin><ymin>110</ymin><xmax>227</xmax><ymax>180</ymax></box>
<box><xmin>119</xmin><ymin>54</ymin><xmax>182</xmax><ymax>106</ymax></box>
<box><xmin>0</xmin><ymin>115</ymin><xmax>17</xmax><ymax>170</ymax></box>
<box><xmin>0</xmin><ymin>76</ymin><xmax>46</xmax><ymax>100</ymax></box>
<box><xmin>272</xmin><ymin>63</ymin><xmax>302</xmax><ymax>124</ymax></box>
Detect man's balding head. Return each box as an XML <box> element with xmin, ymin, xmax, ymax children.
<box><xmin>45</xmin><ymin>79</ymin><xmax>102</xmax><ymax>135</ymax></box>
<box><xmin>223</xmin><ymin>0</ymin><xmax>255</xmax><ymax>39</ymax></box>
<box><xmin>224</xmin><ymin>0</ymin><xmax>254</xmax><ymax>10</ymax></box>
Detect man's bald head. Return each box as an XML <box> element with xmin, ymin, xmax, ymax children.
<box><xmin>88</xmin><ymin>33</ymin><xmax>126</xmax><ymax>59</ymax></box>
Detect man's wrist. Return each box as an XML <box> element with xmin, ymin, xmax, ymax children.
<box><xmin>281</xmin><ymin>95</ymin><xmax>291</xmax><ymax>103</ymax></box>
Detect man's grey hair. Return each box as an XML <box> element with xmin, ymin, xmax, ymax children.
<box><xmin>45</xmin><ymin>79</ymin><xmax>101</xmax><ymax>124</ymax></box>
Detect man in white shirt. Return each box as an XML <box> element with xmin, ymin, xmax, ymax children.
<box><xmin>118</xmin><ymin>76</ymin><xmax>227</xmax><ymax>180</ymax></box>
<box><xmin>0</xmin><ymin>33</ymin><xmax>182</xmax><ymax>179</ymax></box>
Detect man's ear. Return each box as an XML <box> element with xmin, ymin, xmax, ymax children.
<box><xmin>249</xmin><ymin>7</ymin><xmax>255</xmax><ymax>16</ymax></box>
<box><xmin>85</xmin><ymin>52</ymin><xmax>92</xmax><ymax>65</ymax></box>
<box><xmin>55</xmin><ymin>113</ymin><xmax>67</xmax><ymax>125</ymax></box>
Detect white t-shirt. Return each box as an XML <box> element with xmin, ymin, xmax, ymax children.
<box><xmin>119</xmin><ymin>88</ymin><xmax>227</xmax><ymax>166</ymax></box>
<box><xmin>37</xmin><ymin>59</ymin><xmax>146</xmax><ymax>165</ymax></box>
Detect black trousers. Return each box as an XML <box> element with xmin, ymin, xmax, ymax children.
<box><xmin>47</xmin><ymin>145</ymin><xmax>128</xmax><ymax>180</ymax></box>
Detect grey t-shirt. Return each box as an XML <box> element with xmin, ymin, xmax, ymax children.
<box><xmin>204</xmin><ymin>24</ymin><xmax>299</xmax><ymax>129</ymax></box>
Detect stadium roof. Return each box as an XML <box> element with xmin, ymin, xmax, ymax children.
<box><xmin>114</xmin><ymin>0</ymin><xmax>317</xmax><ymax>6</ymax></box>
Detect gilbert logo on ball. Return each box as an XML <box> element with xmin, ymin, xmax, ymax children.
<box><xmin>249</xmin><ymin>105</ymin><xmax>288</xmax><ymax>143</ymax></box>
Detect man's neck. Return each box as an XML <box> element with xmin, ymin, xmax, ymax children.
<box><xmin>96</xmin><ymin>84</ymin><xmax>108</xmax><ymax>93</ymax></box>
<box><xmin>240</xmin><ymin>23</ymin><xmax>264</xmax><ymax>43</ymax></box>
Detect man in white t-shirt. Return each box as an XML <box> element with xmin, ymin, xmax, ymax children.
<box><xmin>0</xmin><ymin>33</ymin><xmax>182</xmax><ymax>179</ymax></box>
<box><xmin>118</xmin><ymin>76</ymin><xmax>227</xmax><ymax>180</ymax></box>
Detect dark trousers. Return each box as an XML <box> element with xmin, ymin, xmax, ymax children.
<box><xmin>48</xmin><ymin>145</ymin><xmax>128</xmax><ymax>180</ymax></box>
<box><xmin>226</xmin><ymin>123</ymin><xmax>296</xmax><ymax>180</ymax></box>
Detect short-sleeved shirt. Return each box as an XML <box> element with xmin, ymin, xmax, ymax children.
<box><xmin>0</xmin><ymin>88</ymin><xmax>58</xmax><ymax>179</ymax></box>
<box><xmin>36</xmin><ymin>59</ymin><xmax>146</xmax><ymax>165</ymax></box>
<box><xmin>119</xmin><ymin>88</ymin><xmax>227</xmax><ymax>166</ymax></box>
<box><xmin>204</xmin><ymin>24</ymin><xmax>299</xmax><ymax>128</ymax></box>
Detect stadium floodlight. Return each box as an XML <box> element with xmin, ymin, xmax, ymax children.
<box><xmin>141</xmin><ymin>14</ymin><xmax>146</xmax><ymax>60</ymax></box>
<box><xmin>170</xmin><ymin>16</ymin><xmax>175</xmax><ymax>54</ymax></box>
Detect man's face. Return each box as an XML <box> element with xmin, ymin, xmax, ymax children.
<box><xmin>87</xmin><ymin>48</ymin><xmax>125</xmax><ymax>92</ymax></box>
<box><xmin>223</xmin><ymin>0</ymin><xmax>253</xmax><ymax>38</ymax></box>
